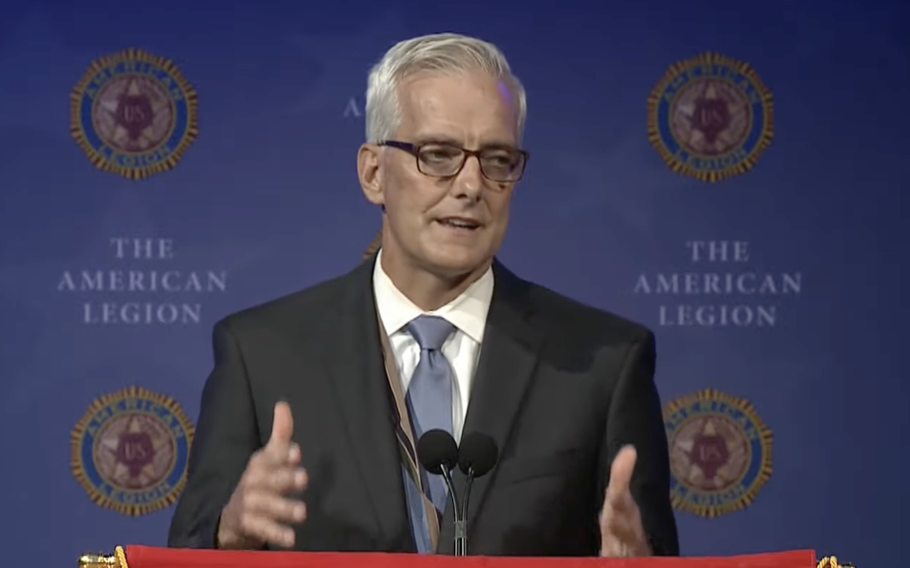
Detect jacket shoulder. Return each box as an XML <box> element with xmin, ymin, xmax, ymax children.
<box><xmin>523</xmin><ymin>279</ymin><xmax>653</xmax><ymax>345</ymax></box>
<box><xmin>215</xmin><ymin>270</ymin><xmax>352</xmax><ymax>335</ymax></box>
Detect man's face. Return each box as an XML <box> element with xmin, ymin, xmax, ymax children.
<box><xmin>360</xmin><ymin>71</ymin><xmax>521</xmax><ymax>279</ymax></box>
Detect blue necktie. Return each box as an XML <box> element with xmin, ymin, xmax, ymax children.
<box><xmin>405</xmin><ymin>315</ymin><xmax>456</xmax><ymax>514</ymax></box>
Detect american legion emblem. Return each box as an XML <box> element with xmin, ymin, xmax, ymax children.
<box><xmin>647</xmin><ymin>52</ymin><xmax>773</xmax><ymax>182</ymax></box>
<box><xmin>662</xmin><ymin>388</ymin><xmax>772</xmax><ymax>517</ymax></box>
<box><xmin>70</xmin><ymin>386</ymin><xmax>194</xmax><ymax>516</ymax></box>
<box><xmin>70</xmin><ymin>48</ymin><xmax>199</xmax><ymax>180</ymax></box>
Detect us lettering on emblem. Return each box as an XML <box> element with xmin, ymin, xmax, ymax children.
<box><xmin>662</xmin><ymin>388</ymin><xmax>773</xmax><ymax>518</ymax></box>
<box><xmin>70</xmin><ymin>385</ymin><xmax>194</xmax><ymax>516</ymax></box>
<box><xmin>647</xmin><ymin>52</ymin><xmax>774</xmax><ymax>183</ymax></box>
<box><xmin>70</xmin><ymin>48</ymin><xmax>199</xmax><ymax>180</ymax></box>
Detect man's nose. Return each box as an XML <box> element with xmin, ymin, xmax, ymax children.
<box><xmin>453</xmin><ymin>154</ymin><xmax>484</xmax><ymax>199</ymax></box>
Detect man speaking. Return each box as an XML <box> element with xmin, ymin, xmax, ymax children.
<box><xmin>167</xmin><ymin>32</ymin><xmax>679</xmax><ymax>557</ymax></box>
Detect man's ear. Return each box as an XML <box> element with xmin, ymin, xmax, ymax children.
<box><xmin>357</xmin><ymin>144</ymin><xmax>384</xmax><ymax>206</ymax></box>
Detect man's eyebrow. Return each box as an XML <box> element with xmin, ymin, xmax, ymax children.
<box><xmin>411</xmin><ymin>134</ymin><xmax>462</xmax><ymax>146</ymax></box>
<box><xmin>411</xmin><ymin>135</ymin><xmax>518</xmax><ymax>149</ymax></box>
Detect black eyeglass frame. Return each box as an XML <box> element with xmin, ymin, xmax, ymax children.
<box><xmin>378</xmin><ymin>140</ymin><xmax>529</xmax><ymax>183</ymax></box>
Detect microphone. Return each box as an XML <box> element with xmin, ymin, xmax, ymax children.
<box><xmin>455</xmin><ymin>432</ymin><xmax>499</xmax><ymax>557</ymax></box>
<box><xmin>416</xmin><ymin>429</ymin><xmax>462</xmax><ymax>552</ymax></box>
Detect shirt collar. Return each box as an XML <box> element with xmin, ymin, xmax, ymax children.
<box><xmin>372</xmin><ymin>249</ymin><xmax>493</xmax><ymax>344</ymax></box>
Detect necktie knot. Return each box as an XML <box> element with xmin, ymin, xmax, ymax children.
<box><xmin>406</xmin><ymin>315</ymin><xmax>455</xmax><ymax>351</ymax></box>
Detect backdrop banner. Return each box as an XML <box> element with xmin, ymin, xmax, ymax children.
<box><xmin>1</xmin><ymin>2</ymin><xmax>905</xmax><ymax>568</ymax></box>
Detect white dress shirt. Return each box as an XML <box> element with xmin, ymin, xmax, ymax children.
<box><xmin>372</xmin><ymin>249</ymin><xmax>494</xmax><ymax>442</ymax></box>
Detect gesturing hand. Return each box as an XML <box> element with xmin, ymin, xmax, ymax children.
<box><xmin>599</xmin><ymin>445</ymin><xmax>651</xmax><ymax>557</ymax></box>
<box><xmin>217</xmin><ymin>402</ymin><xmax>308</xmax><ymax>549</ymax></box>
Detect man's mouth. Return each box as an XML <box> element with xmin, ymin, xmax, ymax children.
<box><xmin>437</xmin><ymin>217</ymin><xmax>481</xmax><ymax>230</ymax></box>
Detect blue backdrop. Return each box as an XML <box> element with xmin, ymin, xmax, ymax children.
<box><xmin>1</xmin><ymin>1</ymin><xmax>907</xmax><ymax>566</ymax></box>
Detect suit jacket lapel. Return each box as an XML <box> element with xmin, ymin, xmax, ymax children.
<box><xmin>438</xmin><ymin>260</ymin><xmax>544</xmax><ymax>552</ymax></box>
<box><xmin>324</xmin><ymin>257</ymin><xmax>411</xmax><ymax>548</ymax></box>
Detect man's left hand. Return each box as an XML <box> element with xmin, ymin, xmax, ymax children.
<box><xmin>599</xmin><ymin>445</ymin><xmax>652</xmax><ymax>557</ymax></box>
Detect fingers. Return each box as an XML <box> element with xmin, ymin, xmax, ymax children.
<box><xmin>218</xmin><ymin>402</ymin><xmax>307</xmax><ymax>550</ymax></box>
<box><xmin>238</xmin><ymin>514</ymin><xmax>298</xmax><ymax>549</ymax></box>
<box><xmin>267</xmin><ymin>401</ymin><xmax>294</xmax><ymax>448</ymax></box>
<box><xmin>244</xmin><ymin>492</ymin><xmax>307</xmax><ymax>524</ymax></box>
<box><xmin>251</xmin><ymin>403</ymin><xmax>305</xmax><ymax>496</ymax></box>
<box><xmin>600</xmin><ymin>445</ymin><xmax>648</xmax><ymax>557</ymax></box>
<box><xmin>247</xmin><ymin>462</ymin><xmax>308</xmax><ymax>494</ymax></box>
<box><xmin>600</xmin><ymin>482</ymin><xmax>646</xmax><ymax>557</ymax></box>
<box><xmin>606</xmin><ymin>445</ymin><xmax>637</xmax><ymax>502</ymax></box>
<box><xmin>600</xmin><ymin>497</ymin><xmax>642</xmax><ymax>542</ymax></box>
<box><xmin>600</xmin><ymin>500</ymin><xmax>646</xmax><ymax>557</ymax></box>
<box><xmin>257</xmin><ymin>443</ymin><xmax>302</xmax><ymax>472</ymax></box>
<box><xmin>219</xmin><ymin>483</ymin><xmax>306</xmax><ymax>550</ymax></box>
<box><xmin>262</xmin><ymin>403</ymin><xmax>299</xmax><ymax>465</ymax></box>
<box><xmin>223</xmin><ymin>461</ymin><xmax>307</xmax><ymax>549</ymax></box>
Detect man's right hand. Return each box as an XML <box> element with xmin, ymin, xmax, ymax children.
<box><xmin>217</xmin><ymin>402</ymin><xmax>308</xmax><ymax>549</ymax></box>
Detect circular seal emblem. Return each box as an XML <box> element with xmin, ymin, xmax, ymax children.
<box><xmin>70</xmin><ymin>48</ymin><xmax>199</xmax><ymax>180</ymax></box>
<box><xmin>662</xmin><ymin>388</ymin><xmax>772</xmax><ymax>518</ymax></box>
<box><xmin>70</xmin><ymin>385</ymin><xmax>194</xmax><ymax>516</ymax></box>
<box><xmin>647</xmin><ymin>52</ymin><xmax>773</xmax><ymax>182</ymax></box>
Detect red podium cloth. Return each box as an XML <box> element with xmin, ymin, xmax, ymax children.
<box><xmin>122</xmin><ymin>545</ymin><xmax>817</xmax><ymax>568</ymax></box>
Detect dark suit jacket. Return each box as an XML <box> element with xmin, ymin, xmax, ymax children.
<box><xmin>167</xmin><ymin>256</ymin><xmax>679</xmax><ymax>556</ymax></box>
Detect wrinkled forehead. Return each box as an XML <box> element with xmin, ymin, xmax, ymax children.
<box><xmin>396</xmin><ymin>71</ymin><xmax>519</xmax><ymax>142</ymax></box>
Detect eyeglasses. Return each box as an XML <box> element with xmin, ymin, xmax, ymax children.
<box><xmin>379</xmin><ymin>140</ymin><xmax>529</xmax><ymax>183</ymax></box>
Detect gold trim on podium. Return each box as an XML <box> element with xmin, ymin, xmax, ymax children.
<box><xmin>78</xmin><ymin>547</ymin><xmax>127</xmax><ymax>568</ymax></box>
<box><xmin>817</xmin><ymin>557</ymin><xmax>855</xmax><ymax>568</ymax></box>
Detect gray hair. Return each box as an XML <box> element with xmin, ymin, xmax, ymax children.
<box><xmin>364</xmin><ymin>33</ymin><xmax>527</xmax><ymax>144</ymax></box>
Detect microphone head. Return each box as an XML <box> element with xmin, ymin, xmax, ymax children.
<box><xmin>457</xmin><ymin>432</ymin><xmax>498</xmax><ymax>477</ymax></box>
<box><xmin>416</xmin><ymin>429</ymin><xmax>458</xmax><ymax>475</ymax></box>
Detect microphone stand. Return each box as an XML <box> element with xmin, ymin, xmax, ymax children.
<box><xmin>456</xmin><ymin>468</ymin><xmax>476</xmax><ymax>556</ymax></box>
<box><xmin>438</xmin><ymin>468</ymin><xmax>466</xmax><ymax>556</ymax></box>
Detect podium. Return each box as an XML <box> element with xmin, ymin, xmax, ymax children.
<box><xmin>78</xmin><ymin>547</ymin><xmax>853</xmax><ymax>568</ymax></box>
